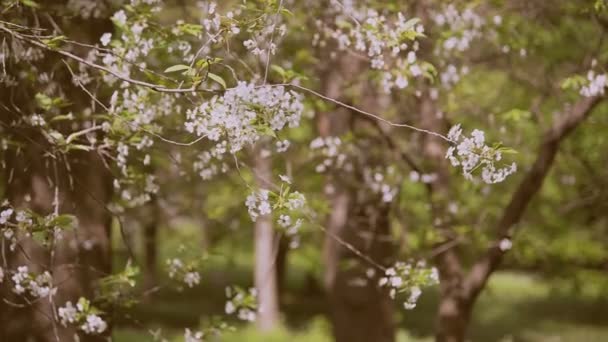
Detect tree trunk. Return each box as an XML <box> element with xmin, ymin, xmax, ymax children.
<box><xmin>253</xmin><ymin>144</ymin><xmax>280</xmax><ymax>331</ymax></box>
<box><xmin>327</xmin><ymin>189</ymin><xmax>395</xmax><ymax>342</ymax></box>
<box><xmin>143</xmin><ymin>221</ymin><xmax>158</xmax><ymax>289</ymax></box>
<box><xmin>435</xmin><ymin>292</ymin><xmax>472</xmax><ymax>342</ymax></box>
<box><xmin>275</xmin><ymin>234</ymin><xmax>289</xmax><ymax>304</ymax></box>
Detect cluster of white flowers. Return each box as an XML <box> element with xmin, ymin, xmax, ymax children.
<box><xmin>580</xmin><ymin>70</ymin><xmax>607</xmax><ymax>97</ymax></box>
<box><xmin>10</xmin><ymin>266</ymin><xmax>56</xmax><ymax>298</ymax></box>
<box><xmin>309</xmin><ymin>136</ymin><xmax>351</xmax><ymax>173</ymax></box>
<box><xmin>316</xmin><ymin>3</ymin><xmax>426</xmax><ymax>92</ymax></box>
<box><xmin>81</xmin><ymin>314</ymin><xmax>108</xmax><ymax>334</ymax></box>
<box><xmin>58</xmin><ymin>298</ymin><xmax>107</xmax><ymax>335</ymax></box>
<box><xmin>67</xmin><ymin>0</ymin><xmax>109</xmax><ymax>19</ymax></box>
<box><xmin>109</xmin><ymin>89</ymin><xmax>175</xmax><ymax>131</ymax></box>
<box><xmin>275</xmin><ymin>139</ymin><xmax>290</xmax><ymax>153</ymax></box>
<box><xmin>184</xmin><ymin>328</ymin><xmax>204</xmax><ymax>342</ymax></box>
<box><xmin>106</xmin><ymin>89</ymin><xmax>172</xmax><ymax>209</ymax></box>
<box><xmin>363</xmin><ymin>167</ymin><xmax>398</xmax><ymax>203</ymax></box>
<box><xmin>243</xmin><ymin>22</ymin><xmax>287</xmax><ymax>57</ymax></box>
<box><xmin>379</xmin><ymin>261</ymin><xmax>439</xmax><ymax>310</ymax></box>
<box><xmin>445</xmin><ymin>124</ymin><xmax>517</xmax><ymax>184</ymax></box>
<box><xmin>0</xmin><ymin>207</ymin><xmax>13</xmax><ymax>224</ymax></box>
<box><xmin>246</xmin><ymin>183</ymin><xmax>306</xmax><ymax>223</ymax></box>
<box><xmin>433</xmin><ymin>5</ymin><xmax>485</xmax><ymax>54</ymax></box>
<box><xmin>286</xmin><ymin>191</ymin><xmax>306</xmax><ymax>211</ymax></box>
<box><xmin>185</xmin><ymin>82</ymin><xmax>304</xmax><ymax>154</ymax></box>
<box><xmin>58</xmin><ymin>301</ymin><xmax>78</xmax><ymax>325</ymax></box>
<box><xmin>1</xmin><ymin>206</ymin><xmax>36</xmax><ymax>251</ymax></box>
<box><xmin>27</xmin><ymin>114</ymin><xmax>47</xmax><ymax>127</ymax></box>
<box><xmin>224</xmin><ymin>286</ymin><xmax>258</xmax><ymax>322</ymax></box>
<box><xmin>408</xmin><ymin>171</ymin><xmax>439</xmax><ymax>184</ymax></box>
<box><xmin>184</xmin><ymin>271</ymin><xmax>201</xmax><ymax>288</ymax></box>
<box><xmin>431</xmin><ymin>5</ymin><xmax>492</xmax><ymax>94</ymax></box>
<box><xmin>439</xmin><ymin>64</ymin><xmax>470</xmax><ymax>88</ymax></box>
<box><xmin>167</xmin><ymin>258</ymin><xmax>201</xmax><ymax>288</ymax></box>
<box><xmin>277</xmin><ymin>213</ymin><xmax>303</xmax><ymax>249</ymax></box>
<box><xmin>245</xmin><ymin>189</ymin><xmax>272</xmax><ymax>221</ymax></box>
<box><xmin>193</xmin><ymin>146</ymin><xmax>230</xmax><ymax>181</ymax></box>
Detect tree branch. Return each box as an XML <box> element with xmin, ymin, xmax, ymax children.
<box><xmin>464</xmin><ymin>95</ymin><xmax>603</xmax><ymax>299</ymax></box>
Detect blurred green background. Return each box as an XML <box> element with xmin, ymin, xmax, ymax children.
<box><xmin>111</xmin><ymin>223</ymin><xmax>608</xmax><ymax>342</ymax></box>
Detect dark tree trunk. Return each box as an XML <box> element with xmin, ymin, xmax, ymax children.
<box><xmin>327</xmin><ymin>193</ymin><xmax>395</xmax><ymax>342</ymax></box>
<box><xmin>140</xmin><ymin>195</ymin><xmax>160</xmax><ymax>290</ymax></box>
<box><xmin>275</xmin><ymin>234</ymin><xmax>289</xmax><ymax>303</ymax></box>
<box><xmin>143</xmin><ymin>211</ymin><xmax>159</xmax><ymax>290</ymax></box>
<box><xmin>435</xmin><ymin>292</ymin><xmax>472</xmax><ymax>342</ymax></box>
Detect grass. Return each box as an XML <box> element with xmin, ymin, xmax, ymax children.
<box><xmin>111</xmin><ymin>271</ymin><xmax>608</xmax><ymax>341</ymax></box>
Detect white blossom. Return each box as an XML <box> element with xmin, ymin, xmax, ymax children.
<box><xmin>580</xmin><ymin>70</ymin><xmax>607</xmax><ymax>97</ymax></box>
<box><xmin>58</xmin><ymin>301</ymin><xmax>78</xmax><ymax>326</ymax></box>
<box><xmin>245</xmin><ymin>189</ymin><xmax>272</xmax><ymax>221</ymax></box>
<box><xmin>445</xmin><ymin>124</ymin><xmax>517</xmax><ymax>184</ymax></box>
<box><xmin>184</xmin><ymin>328</ymin><xmax>203</xmax><ymax>342</ymax></box>
<box><xmin>0</xmin><ymin>208</ymin><xmax>13</xmax><ymax>224</ymax></box>
<box><xmin>81</xmin><ymin>314</ymin><xmax>107</xmax><ymax>335</ymax></box>
<box><xmin>185</xmin><ymin>82</ymin><xmax>304</xmax><ymax>155</ymax></box>
<box><xmin>183</xmin><ymin>271</ymin><xmax>201</xmax><ymax>288</ymax></box>
<box><xmin>100</xmin><ymin>33</ymin><xmax>112</xmax><ymax>46</ymax></box>
<box><xmin>499</xmin><ymin>238</ymin><xmax>513</xmax><ymax>252</ymax></box>
<box><xmin>111</xmin><ymin>10</ymin><xmax>127</xmax><ymax>26</ymax></box>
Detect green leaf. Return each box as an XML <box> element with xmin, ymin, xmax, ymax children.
<box><xmin>503</xmin><ymin>108</ymin><xmax>531</xmax><ymax>122</ymax></box>
<box><xmin>41</xmin><ymin>35</ymin><xmax>66</xmax><ymax>49</ymax></box>
<box><xmin>20</xmin><ymin>0</ymin><xmax>39</xmax><ymax>8</ymax></box>
<box><xmin>49</xmin><ymin>214</ymin><xmax>76</xmax><ymax>229</ymax></box>
<box><xmin>208</xmin><ymin>72</ymin><xmax>227</xmax><ymax>89</ymax></box>
<box><xmin>50</xmin><ymin>114</ymin><xmax>74</xmax><ymax>122</ymax></box>
<box><xmin>280</xmin><ymin>8</ymin><xmax>294</xmax><ymax>17</ymax></box>
<box><xmin>498</xmin><ymin>147</ymin><xmax>519</xmax><ymax>155</ymax></box>
<box><xmin>35</xmin><ymin>93</ymin><xmax>53</xmax><ymax>110</ymax></box>
<box><xmin>77</xmin><ymin>297</ymin><xmax>90</xmax><ymax>312</ymax></box>
<box><xmin>164</xmin><ymin>64</ymin><xmax>191</xmax><ymax>73</ymax></box>
<box><xmin>175</xmin><ymin>23</ymin><xmax>204</xmax><ymax>36</ymax></box>
<box><xmin>257</xmin><ymin>124</ymin><xmax>277</xmax><ymax>138</ymax></box>
<box><xmin>560</xmin><ymin>75</ymin><xmax>586</xmax><ymax>90</ymax></box>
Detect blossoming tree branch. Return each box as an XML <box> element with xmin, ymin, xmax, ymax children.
<box><xmin>0</xmin><ymin>0</ymin><xmax>606</xmax><ymax>341</ymax></box>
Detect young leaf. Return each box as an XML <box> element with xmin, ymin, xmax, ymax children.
<box><xmin>208</xmin><ymin>72</ymin><xmax>227</xmax><ymax>89</ymax></box>
<box><xmin>164</xmin><ymin>64</ymin><xmax>191</xmax><ymax>73</ymax></box>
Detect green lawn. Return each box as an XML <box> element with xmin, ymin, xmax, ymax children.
<box><xmin>112</xmin><ymin>272</ymin><xmax>608</xmax><ymax>342</ymax></box>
